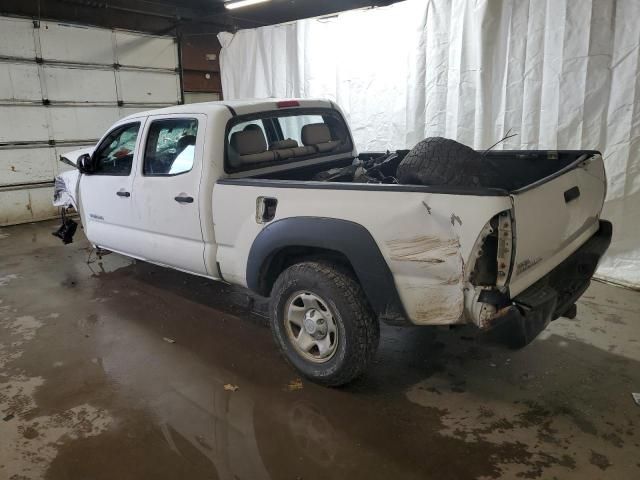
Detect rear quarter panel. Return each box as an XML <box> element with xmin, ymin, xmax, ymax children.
<box><xmin>212</xmin><ymin>184</ymin><xmax>511</xmax><ymax>325</ymax></box>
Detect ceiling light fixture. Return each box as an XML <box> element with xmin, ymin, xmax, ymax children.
<box><xmin>224</xmin><ymin>0</ymin><xmax>271</xmax><ymax>10</ymax></box>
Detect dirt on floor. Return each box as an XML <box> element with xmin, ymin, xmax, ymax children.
<box><xmin>0</xmin><ymin>220</ymin><xmax>639</xmax><ymax>480</ymax></box>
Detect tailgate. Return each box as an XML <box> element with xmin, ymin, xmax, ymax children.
<box><xmin>508</xmin><ymin>154</ymin><xmax>606</xmax><ymax>296</ymax></box>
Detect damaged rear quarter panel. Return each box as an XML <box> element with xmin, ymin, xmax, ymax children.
<box><xmin>386</xmin><ymin>233</ymin><xmax>464</xmax><ymax>325</ymax></box>
<box><xmin>380</xmin><ymin>194</ymin><xmax>510</xmax><ymax>325</ymax></box>
<box><xmin>213</xmin><ymin>184</ymin><xmax>511</xmax><ymax>326</ymax></box>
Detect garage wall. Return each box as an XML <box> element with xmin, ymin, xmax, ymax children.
<box><xmin>181</xmin><ymin>33</ymin><xmax>223</xmax><ymax>102</ymax></box>
<box><xmin>0</xmin><ymin>16</ymin><xmax>181</xmax><ymax>226</ymax></box>
<box><xmin>218</xmin><ymin>0</ymin><xmax>640</xmax><ymax>288</ymax></box>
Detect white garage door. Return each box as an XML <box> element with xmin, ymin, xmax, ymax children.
<box><xmin>0</xmin><ymin>17</ymin><xmax>181</xmax><ymax>226</ymax></box>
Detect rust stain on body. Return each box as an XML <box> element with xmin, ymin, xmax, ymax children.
<box><xmin>387</xmin><ymin>235</ymin><xmax>459</xmax><ymax>263</ymax></box>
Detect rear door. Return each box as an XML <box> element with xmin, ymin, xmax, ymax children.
<box><xmin>79</xmin><ymin>121</ymin><xmax>144</xmax><ymax>252</ymax></box>
<box><xmin>508</xmin><ymin>154</ymin><xmax>606</xmax><ymax>296</ymax></box>
<box><xmin>131</xmin><ymin>114</ymin><xmax>208</xmax><ymax>276</ymax></box>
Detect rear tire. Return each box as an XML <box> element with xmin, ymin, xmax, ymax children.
<box><xmin>269</xmin><ymin>262</ymin><xmax>379</xmax><ymax>387</ymax></box>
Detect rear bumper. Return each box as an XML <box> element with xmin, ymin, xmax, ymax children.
<box><xmin>501</xmin><ymin>220</ymin><xmax>612</xmax><ymax>346</ymax></box>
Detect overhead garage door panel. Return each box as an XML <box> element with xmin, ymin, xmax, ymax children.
<box><xmin>0</xmin><ymin>106</ymin><xmax>49</xmax><ymax>143</ymax></box>
<box><xmin>120</xmin><ymin>107</ymin><xmax>151</xmax><ymax>117</ymax></box>
<box><xmin>49</xmin><ymin>106</ymin><xmax>120</xmax><ymax>141</ymax></box>
<box><xmin>115</xmin><ymin>32</ymin><xmax>178</xmax><ymax>69</ymax></box>
<box><xmin>0</xmin><ymin>105</ymin><xmax>118</xmax><ymax>145</ymax></box>
<box><xmin>0</xmin><ymin>148</ymin><xmax>55</xmax><ymax>186</ymax></box>
<box><xmin>119</xmin><ymin>71</ymin><xmax>180</xmax><ymax>104</ymax></box>
<box><xmin>0</xmin><ymin>17</ymin><xmax>36</xmax><ymax>59</ymax></box>
<box><xmin>39</xmin><ymin>21</ymin><xmax>114</xmax><ymax>65</ymax></box>
<box><xmin>0</xmin><ymin>15</ymin><xmax>181</xmax><ymax>226</ymax></box>
<box><xmin>0</xmin><ymin>186</ymin><xmax>57</xmax><ymax>226</ymax></box>
<box><xmin>44</xmin><ymin>66</ymin><xmax>118</xmax><ymax>103</ymax></box>
<box><xmin>0</xmin><ymin>63</ymin><xmax>41</xmax><ymax>101</ymax></box>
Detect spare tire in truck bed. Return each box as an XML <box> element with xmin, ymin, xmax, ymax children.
<box><xmin>396</xmin><ymin>137</ymin><xmax>502</xmax><ymax>188</ymax></box>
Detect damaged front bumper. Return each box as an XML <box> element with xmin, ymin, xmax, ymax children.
<box><xmin>52</xmin><ymin>170</ymin><xmax>81</xmax><ymax>244</ymax></box>
<box><xmin>497</xmin><ymin>220</ymin><xmax>612</xmax><ymax>347</ymax></box>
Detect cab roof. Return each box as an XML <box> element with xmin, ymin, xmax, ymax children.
<box><xmin>121</xmin><ymin>98</ymin><xmax>336</xmax><ymax>121</ymax></box>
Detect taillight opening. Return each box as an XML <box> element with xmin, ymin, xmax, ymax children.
<box><xmin>469</xmin><ymin>211</ymin><xmax>513</xmax><ymax>288</ymax></box>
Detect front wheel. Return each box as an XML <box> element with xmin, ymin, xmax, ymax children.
<box><xmin>269</xmin><ymin>262</ymin><xmax>379</xmax><ymax>386</ymax></box>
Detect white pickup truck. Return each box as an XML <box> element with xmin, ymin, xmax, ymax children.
<box><xmin>53</xmin><ymin>98</ymin><xmax>611</xmax><ymax>386</ymax></box>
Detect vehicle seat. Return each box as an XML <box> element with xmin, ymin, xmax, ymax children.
<box><xmin>301</xmin><ymin>123</ymin><xmax>341</xmax><ymax>153</ymax></box>
<box><xmin>229</xmin><ymin>128</ymin><xmax>276</xmax><ymax>166</ymax></box>
<box><xmin>269</xmin><ymin>138</ymin><xmax>314</xmax><ymax>159</ymax></box>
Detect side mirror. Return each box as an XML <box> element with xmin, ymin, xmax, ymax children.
<box><xmin>77</xmin><ymin>153</ymin><xmax>94</xmax><ymax>174</ymax></box>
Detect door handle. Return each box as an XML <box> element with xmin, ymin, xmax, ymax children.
<box><xmin>564</xmin><ymin>186</ymin><xmax>580</xmax><ymax>203</ymax></box>
<box><xmin>174</xmin><ymin>195</ymin><xmax>194</xmax><ymax>204</ymax></box>
<box><xmin>116</xmin><ymin>191</ymin><xmax>130</xmax><ymax>197</ymax></box>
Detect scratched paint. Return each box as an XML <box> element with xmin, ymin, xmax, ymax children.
<box><xmin>386</xmin><ymin>235</ymin><xmax>465</xmax><ymax>325</ymax></box>
<box><xmin>450</xmin><ymin>213</ymin><xmax>462</xmax><ymax>226</ymax></box>
<box><xmin>386</xmin><ymin>235</ymin><xmax>459</xmax><ymax>263</ymax></box>
<box><xmin>413</xmin><ymin>290</ymin><xmax>465</xmax><ymax>325</ymax></box>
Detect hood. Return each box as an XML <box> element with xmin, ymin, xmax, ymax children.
<box><xmin>59</xmin><ymin>146</ymin><xmax>95</xmax><ymax>167</ymax></box>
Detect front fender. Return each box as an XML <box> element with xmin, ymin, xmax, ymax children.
<box><xmin>52</xmin><ymin>169</ymin><xmax>80</xmax><ymax>210</ymax></box>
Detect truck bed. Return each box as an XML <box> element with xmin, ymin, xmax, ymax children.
<box><xmin>249</xmin><ymin>149</ymin><xmax>598</xmax><ymax>194</ymax></box>
<box><xmin>216</xmin><ymin>149</ymin><xmax>606</xmax><ymax>326</ymax></box>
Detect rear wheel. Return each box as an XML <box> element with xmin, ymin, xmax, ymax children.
<box><xmin>269</xmin><ymin>262</ymin><xmax>379</xmax><ymax>386</ymax></box>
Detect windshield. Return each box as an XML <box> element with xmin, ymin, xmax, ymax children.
<box><xmin>225</xmin><ymin>108</ymin><xmax>352</xmax><ymax>172</ymax></box>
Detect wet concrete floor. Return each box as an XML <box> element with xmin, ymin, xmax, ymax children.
<box><xmin>1</xmin><ymin>220</ymin><xmax>639</xmax><ymax>479</ymax></box>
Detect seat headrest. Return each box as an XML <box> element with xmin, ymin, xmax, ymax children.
<box><xmin>301</xmin><ymin>123</ymin><xmax>331</xmax><ymax>146</ymax></box>
<box><xmin>244</xmin><ymin>123</ymin><xmax>262</xmax><ymax>132</ymax></box>
<box><xmin>270</xmin><ymin>139</ymin><xmax>298</xmax><ymax>150</ymax></box>
<box><xmin>177</xmin><ymin>135</ymin><xmax>196</xmax><ymax>150</ymax></box>
<box><xmin>230</xmin><ymin>129</ymin><xmax>267</xmax><ymax>155</ymax></box>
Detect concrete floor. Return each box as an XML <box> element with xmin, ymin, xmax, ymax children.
<box><xmin>0</xmin><ymin>220</ymin><xmax>639</xmax><ymax>480</ymax></box>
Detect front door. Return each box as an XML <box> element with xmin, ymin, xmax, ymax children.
<box><xmin>79</xmin><ymin>121</ymin><xmax>144</xmax><ymax>254</ymax></box>
<box><xmin>131</xmin><ymin>114</ymin><xmax>207</xmax><ymax>276</ymax></box>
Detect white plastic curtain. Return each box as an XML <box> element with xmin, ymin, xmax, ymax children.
<box><xmin>218</xmin><ymin>0</ymin><xmax>640</xmax><ymax>287</ymax></box>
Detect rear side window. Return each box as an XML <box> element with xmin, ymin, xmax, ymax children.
<box><xmin>93</xmin><ymin>123</ymin><xmax>140</xmax><ymax>176</ymax></box>
<box><xmin>225</xmin><ymin>108</ymin><xmax>352</xmax><ymax>172</ymax></box>
<box><xmin>143</xmin><ymin>118</ymin><xmax>198</xmax><ymax>176</ymax></box>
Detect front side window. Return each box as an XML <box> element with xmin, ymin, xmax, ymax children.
<box><xmin>143</xmin><ymin>118</ymin><xmax>198</xmax><ymax>176</ymax></box>
<box><xmin>93</xmin><ymin>123</ymin><xmax>140</xmax><ymax>175</ymax></box>
<box><xmin>225</xmin><ymin>109</ymin><xmax>352</xmax><ymax>172</ymax></box>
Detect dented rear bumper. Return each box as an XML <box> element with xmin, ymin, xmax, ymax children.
<box><xmin>500</xmin><ymin>220</ymin><xmax>612</xmax><ymax>347</ymax></box>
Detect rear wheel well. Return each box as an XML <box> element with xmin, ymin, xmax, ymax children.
<box><xmin>258</xmin><ymin>246</ymin><xmax>356</xmax><ymax>296</ymax></box>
